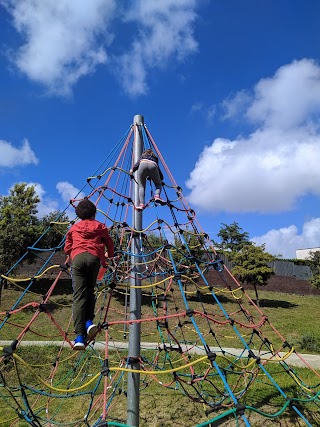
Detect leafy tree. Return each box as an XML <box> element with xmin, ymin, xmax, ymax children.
<box><xmin>172</xmin><ymin>228</ymin><xmax>204</xmax><ymax>273</ymax></box>
<box><xmin>139</xmin><ymin>232</ymin><xmax>168</xmax><ymax>282</ymax></box>
<box><xmin>0</xmin><ymin>183</ymin><xmax>40</xmax><ymax>274</ymax></box>
<box><xmin>306</xmin><ymin>250</ymin><xmax>320</xmax><ymax>289</ymax></box>
<box><xmin>145</xmin><ymin>232</ymin><xmax>165</xmax><ymax>251</ymax></box>
<box><xmin>229</xmin><ymin>244</ymin><xmax>275</xmax><ymax>307</ymax></box>
<box><xmin>38</xmin><ymin>210</ymin><xmax>69</xmax><ymax>249</ymax></box>
<box><xmin>213</xmin><ymin>222</ymin><xmax>252</xmax><ymax>252</ymax></box>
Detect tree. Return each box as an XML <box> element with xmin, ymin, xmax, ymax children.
<box><xmin>213</xmin><ymin>222</ymin><xmax>252</xmax><ymax>252</ymax></box>
<box><xmin>306</xmin><ymin>250</ymin><xmax>320</xmax><ymax>289</ymax></box>
<box><xmin>38</xmin><ymin>210</ymin><xmax>69</xmax><ymax>249</ymax></box>
<box><xmin>0</xmin><ymin>183</ymin><xmax>40</xmax><ymax>274</ymax></box>
<box><xmin>171</xmin><ymin>228</ymin><xmax>205</xmax><ymax>277</ymax></box>
<box><xmin>144</xmin><ymin>232</ymin><xmax>165</xmax><ymax>251</ymax></box>
<box><xmin>229</xmin><ymin>244</ymin><xmax>275</xmax><ymax>307</ymax></box>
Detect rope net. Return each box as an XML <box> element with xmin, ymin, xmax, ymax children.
<box><xmin>0</xmin><ymin>121</ymin><xmax>319</xmax><ymax>427</ymax></box>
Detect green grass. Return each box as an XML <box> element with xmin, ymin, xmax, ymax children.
<box><xmin>1</xmin><ymin>285</ymin><xmax>320</xmax><ymax>354</ymax></box>
<box><xmin>0</xmin><ymin>346</ymin><xmax>319</xmax><ymax>427</ymax></box>
<box><xmin>0</xmin><ymin>344</ymin><xmax>320</xmax><ymax>427</ymax></box>
<box><xmin>1</xmin><ymin>284</ymin><xmax>320</xmax><ymax>426</ymax></box>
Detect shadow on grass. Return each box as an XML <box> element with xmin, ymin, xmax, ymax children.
<box><xmin>188</xmin><ymin>292</ymin><xmax>233</xmax><ymax>305</ymax></box>
<box><xmin>257</xmin><ymin>299</ymin><xmax>299</xmax><ymax>309</ymax></box>
<box><xmin>110</xmin><ymin>290</ymin><xmax>159</xmax><ymax>308</ymax></box>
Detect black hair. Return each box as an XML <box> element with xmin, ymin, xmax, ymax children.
<box><xmin>75</xmin><ymin>199</ymin><xmax>96</xmax><ymax>219</ymax></box>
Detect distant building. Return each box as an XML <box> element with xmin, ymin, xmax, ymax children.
<box><xmin>296</xmin><ymin>247</ymin><xmax>320</xmax><ymax>260</ymax></box>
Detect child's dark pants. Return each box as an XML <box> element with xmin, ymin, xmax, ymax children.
<box><xmin>72</xmin><ymin>252</ymin><xmax>101</xmax><ymax>335</ymax></box>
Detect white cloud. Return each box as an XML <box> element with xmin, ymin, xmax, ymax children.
<box><xmin>3</xmin><ymin>0</ymin><xmax>116</xmax><ymax>96</ymax></box>
<box><xmin>114</xmin><ymin>0</ymin><xmax>198</xmax><ymax>96</ymax></box>
<box><xmin>247</xmin><ymin>59</ymin><xmax>320</xmax><ymax>130</ymax></box>
<box><xmin>187</xmin><ymin>127</ymin><xmax>320</xmax><ymax>213</ymax></box>
<box><xmin>3</xmin><ymin>0</ymin><xmax>199</xmax><ymax>97</ymax></box>
<box><xmin>10</xmin><ymin>181</ymin><xmax>86</xmax><ymax>219</ymax></box>
<box><xmin>190</xmin><ymin>102</ymin><xmax>216</xmax><ymax>123</ymax></box>
<box><xmin>26</xmin><ymin>182</ymin><xmax>58</xmax><ymax>217</ymax></box>
<box><xmin>221</xmin><ymin>90</ymin><xmax>251</xmax><ymax>120</ymax></box>
<box><xmin>25</xmin><ymin>181</ymin><xmax>85</xmax><ymax>218</ymax></box>
<box><xmin>56</xmin><ymin>181</ymin><xmax>85</xmax><ymax>219</ymax></box>
<box><xmin>187</xmin><ymin>59</ymin><xmax>320</xmax><ymax>258</ymax></box>
<box><xmin>56</xmin><ymin>181</ymin><xmax>84</xmax><ymax>204</ymax></box>
<box><xmin>22</xmin><ymin>181</ymin><xmax>84</xmax><ymax>219</ymax></box>
<box><xmin>190</xmin><ymin>102</ymin><xmax>204</xmax><ymax>113</ymax></box>
<box><xmin>186</xmin><ymin>59</ymin><xmax>320</xmax><ymax>214</ymax></box>
<box><xmin>252</xmin><ymin>218</ymin><xmax>320</xmax><ymax>258</ymax></box>
<box><xmin>207</xmin><ymin>105</ymin><xmax>216</xmax><ymax>122</ymax></box>
<box><xmin>0</xmin><ymin>138</ymin><xmax>38</xmax><ymax>167</ymax></box>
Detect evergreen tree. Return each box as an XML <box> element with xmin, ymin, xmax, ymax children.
<box><xmin>172</xmin><ymin>228</ymin><xmax>204</xmax><ymax>273</ymax></box>
<box><xmin>144</xmin><ymin>232</ymin><xmax>165</xmax><ymax>251</ymax></box>
<box><xmin>229</xmin><ymin>244</ymin><xmax>275</xmax><ymax>307</ymax></box>
<box><xmin>0</xmin><ymin>183</ymin><xmax>40</xmax><ymax>274</ymax></box>
<box><xmin>214</xmin><ymin>221</ymin><xmax>252</xmax><ymax>252</ymax></box>
<box><xmin>307</xmin><ymin>250</ymin><xmax>320</xmax><ymax>288</ymax></box>
<box><xmin>38</xmin><ymin>210</ymin><xmax>69</xmax><ymax>249</ymax></box>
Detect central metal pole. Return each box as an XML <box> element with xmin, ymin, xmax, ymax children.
<box><xmin>127</xmin><ymin>114</ymin><xmax>144</xmax><ymax>427</ymax></box>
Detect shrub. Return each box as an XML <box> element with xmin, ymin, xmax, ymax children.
<box><xmin>297</xmin><ymin>334</ymin><xmax>320</xmax><ymax>352</ymax></box>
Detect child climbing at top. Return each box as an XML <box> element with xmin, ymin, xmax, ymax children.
<box><xmin>130</xmin><ymin>148</ymin><xmax>165</xmax><ymax>211</ymax></box>
<box><xmin>64</xmin><ymin>198</ymin><xmax>115</xmax><ymax>350</ymax></box>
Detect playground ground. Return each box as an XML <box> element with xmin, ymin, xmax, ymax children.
<box><xmin>1</xmin><ymin>340</ymin><xmax>320</xmax><ymax>369</ymax></box>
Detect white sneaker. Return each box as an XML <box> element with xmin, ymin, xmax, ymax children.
<box><xmin>73</xmin><ymin>335</ymin><xmax>85</xmax><ymax>350</ymax></box>
<box><xmin>154</xmin><ymin>195</ymin><xmax>165</xmax><ymax>204</ymax></box>
<box><xmin>86</xmin><ymin>320</ymin><xmax>98</xmax><ymax>341</ymax></box>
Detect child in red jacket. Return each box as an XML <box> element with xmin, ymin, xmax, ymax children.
<box><xmin>64</xmin><ymin>199</ymin><xmax>115</xmax><ymax>350</ymax></box>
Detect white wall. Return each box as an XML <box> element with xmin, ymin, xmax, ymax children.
<box><xmin>296</xmin><ymin>247</ymin><xmax>320</xmax><ymax>260</ymax></box>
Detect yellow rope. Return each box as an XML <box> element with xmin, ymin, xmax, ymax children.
<box><xmin>1</xmin><ymin>265</ymin><xmax>63</xmax><ymax>283</ymax></box>
<box><xmin>1</xmin><ymin>348</ymin><xmax>211</xmax><ymax>393</ymax></box>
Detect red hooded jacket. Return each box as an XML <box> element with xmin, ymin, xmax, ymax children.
<box><xmin>64</xmin><ymin>219</ymin><xmax>114</xmax><ymax>267</ymax></box>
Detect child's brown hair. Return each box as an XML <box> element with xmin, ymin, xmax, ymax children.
<box><xmin>142</xmin><ymin>148</ymin><xmax>154</xmax><ymax>156</ymax></box>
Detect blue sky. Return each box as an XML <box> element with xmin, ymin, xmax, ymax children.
<box><xmin>1</xmin><ymin>0</ymin><xmax>320</xmax><ymax>259</ymax></box>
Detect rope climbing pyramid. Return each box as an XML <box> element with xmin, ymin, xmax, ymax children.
<box><xmin>0</xmin><ymin>115</ymin><xmax>319</xmax><ymax>427</ymax></box>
